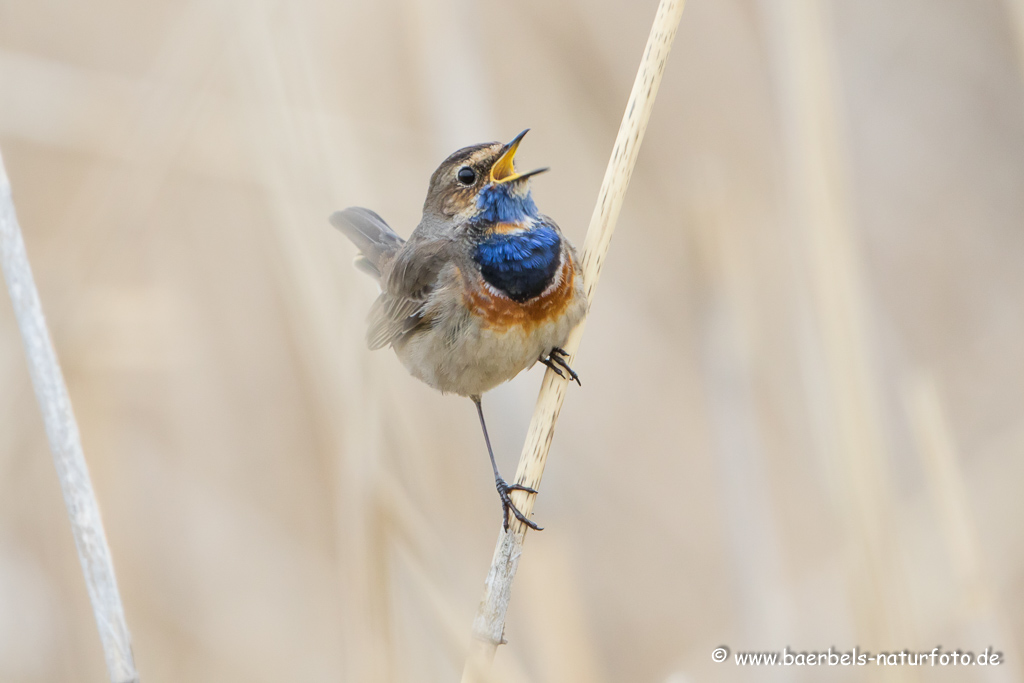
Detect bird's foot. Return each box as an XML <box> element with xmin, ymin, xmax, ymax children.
<box><xmin>539</xmin><ymin>347</ymin><xmax>581</xmax><ymax>386</ymax></box>
<box><xmin>496</xmin><ymin>478</ymin><xmax>542</xmax><ymax>531</ymax></box>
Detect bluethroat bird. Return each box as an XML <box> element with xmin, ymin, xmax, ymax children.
<box><xmin>330</xmin><ymin>130</ymin><xmax>586</xmax><ymax>530</ymax></box>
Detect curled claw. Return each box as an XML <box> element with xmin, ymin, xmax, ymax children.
<box><xmin>540</xmin><ymin>347</ymin><xmax>581</xmax><ymax>386</ymax></box>
<box><xmin>474</xmin><ymin>396</ymin><xmax>544</xmax><ymax>531</ymax></box>
<box><xmin>497</xmin><ymin>479</ymin><xmax>542</xmax><ymax>531</ymax></box>
<box><xmin>539</xmin><ymin>356</ymin><xmax>566</xmax><ymax>379</ymax></box>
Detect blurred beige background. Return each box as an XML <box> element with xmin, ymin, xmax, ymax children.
<box><xmin>2</xmin><ymin>0</ymin><xmax>1024</xmax><ymax>681</ymax></box>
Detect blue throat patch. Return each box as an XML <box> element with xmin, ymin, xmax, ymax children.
<box><xmin>473</xmin><ymin>221</ymin><xmax>562</xmax><ymax>303</ymax></box>
<box><xmin>475</xmin><ymin>184</ymin><xmax>540</xmax><ymax>224</ymax></box>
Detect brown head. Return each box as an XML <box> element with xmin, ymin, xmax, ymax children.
<box><xmin>421</xmin><ymin>130</ymin><xmax>549</xmax><ymax>221</ymax></box>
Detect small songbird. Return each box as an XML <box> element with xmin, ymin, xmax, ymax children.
<box><xmin>330</xmin><ymin>130</ymin><xmax>586</xmax><ymax>530</ymax></box>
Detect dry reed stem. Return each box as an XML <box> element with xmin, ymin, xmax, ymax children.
<box><xmin>905</xmin><ymin>377</ymin><xmax>1024</xmax><ymax>680</ymax></box>
<box><xmin>762</xmin><ymin>0</ymin><xmax>911</xmax><ymax>659</ymax></box>
<box><xmin>906</xmin><ymin>376</ymin><xmax>986</xmax><ymax>607</ymax></box>
<box><xmin>0</xmin><ymin>150</ymin><xmax>139</xmax><ymax>682</ymax></box>
<box><xmin>461</xmin><ymin>0</ymin><xmax>687</xmax><ymax>677</ymax></box>
<box><xmin>231</xmin><ymin>7</ymin><xmax>394</xmax><ymax>680</ymax></box>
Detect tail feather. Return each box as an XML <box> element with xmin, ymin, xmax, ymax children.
<box><xmin>329</xmin><ymin>207</ymin><xmax>404</xmax><ymax>279</ymax></box>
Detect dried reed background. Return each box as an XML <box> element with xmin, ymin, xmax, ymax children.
<box><xmin>1</xmin><ymin>0</ymin><xmax>1023</xmax><ymax>682</ymax></box>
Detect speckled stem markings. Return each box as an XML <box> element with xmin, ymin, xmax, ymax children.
<box><xmin>461</xmin><ymin>0</ymin><xmax>687</xmax><ymax>678</ymax></box>
<box><xmin>0</xmin><ymin>150</ymin><xmax>139</xmax><ymax>683</ymax></box>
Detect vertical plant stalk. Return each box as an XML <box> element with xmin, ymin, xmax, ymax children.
<box><xmin>461</xmin><ymin>0</ymin><xmax>687</xmax><ymax>678</ymax></box>
<box><xmin>0</xmin><ymin>150</ymin><xmax>139</xmax><ymax>683</ymax></box>
<box><xmin>760</xmin><ymin>0</ymin><xmax>910</xmax><ymax>649</ymax></box>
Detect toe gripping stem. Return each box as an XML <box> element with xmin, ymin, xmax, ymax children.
<box><xmin>474</xmin><ymin>395</ymin><xmax>543</xmax><ymax>532</ymax></box>
<box><xmin>497</xmin><ymin>479</ymin><xmax>542</xmax><ymax>531</ymax></box>
<box><xmin>539</xmin><ymin>346</ymin><xmax>581</xmax><ymax>386</ymax></box>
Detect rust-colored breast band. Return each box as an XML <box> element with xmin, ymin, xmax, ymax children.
<box><xmin>464</xmin><ymin>258</ymin><xmax>577</xmax><ymax>334</ymax></box>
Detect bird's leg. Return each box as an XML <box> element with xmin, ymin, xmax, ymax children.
<box><xmin>471</xmin><ymin>395</ymin><xmax>542</xmax><ymax>531</ymax></box>
<box><xmin>539</xmin><ymin>347</ymin><xmax>581</xmax><ymax>386</ymax></box>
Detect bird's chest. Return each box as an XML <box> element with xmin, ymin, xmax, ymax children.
<box><xmin>398</xmin><ymin>231</ymin><xmax>584</xmax><ymax>396</ymax></box>
<box><xmin>463</xmin><ymin>240</ymin><xmax>579</xmax><ymax>340</ymax></box>
<box><xmin>472</xmin><ymin>224</ymin><xmax>562</xmax><ymax>302</ymax></box>
<box><xmin>432</xmin><ymin>253</ymin><xmax>580</xmax><ymax>395</ymax></box>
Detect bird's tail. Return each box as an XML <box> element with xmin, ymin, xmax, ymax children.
<box><xmin>329</xmin><ymin>207</ymin><xmax>404</xmax><ymax>280</ymax></box>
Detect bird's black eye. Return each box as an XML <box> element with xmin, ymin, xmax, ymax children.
<box><xmin>457</xmin><ymin>166</ymin><xmax>476</xmax><ymax>185</ymax></box>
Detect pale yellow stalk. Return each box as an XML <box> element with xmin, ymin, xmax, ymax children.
<box><xmin>461</xmin><ymin>1</ymin><xmax>688</xmax><ymax>678</ymax></box>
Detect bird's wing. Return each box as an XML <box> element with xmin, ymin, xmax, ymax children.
<box><xmin>366</xmin><ymin>293</ymin><xmax>426</xmax><ymax>349</ymax></box>
<box><xmin>329</xmin><ymin>207</ymin><xmax>405</xmax><ymax>281</ymax></box>
<box><xmin>365</xmin><ymin>234</ymin><xmax>458</xmax><ymax>350</ymax></box>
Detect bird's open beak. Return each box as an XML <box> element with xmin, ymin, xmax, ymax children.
<box><xmin>490</xmin><ymin>129</ymin><xmax>549</xmax><ymax>184</ymax></box>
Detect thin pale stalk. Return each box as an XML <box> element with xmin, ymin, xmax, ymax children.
<box><xmin>461</xmin><ymin>0</ymin><xmax>687</xmax><ymax>678</ymax></box>
<box><xmin>759</xmin><ymin>0</ymin><xmax>910</xmax><ymax>653</ymax></box>
<box><xmin>0</xmin><ymin>150</ymin><xmax>139</xmax><ymax>683</ymax></box>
